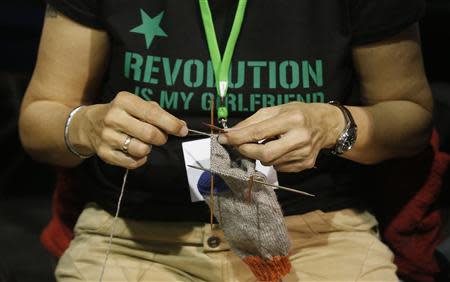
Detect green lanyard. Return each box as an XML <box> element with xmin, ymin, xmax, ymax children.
<box><xmin>199</xmin><ymin>0</ymin><xmax>248</xmax><ymax>126</ymax></box>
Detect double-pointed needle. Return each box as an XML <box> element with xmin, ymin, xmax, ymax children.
<box><xmin>187</xmin><ymin>165</ymin><xmax>315</xmax><ymax>197</ymax></box>
<box><xmin>187</xmin><ymin>129</ymin><xmax>212</xmax><ymax>137</ymax></box>
<box><xmin>187</xmin><ymin>124</ymin><xmax>228</xmax><ymax>137</ymax></box>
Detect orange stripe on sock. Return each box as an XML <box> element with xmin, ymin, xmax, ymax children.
<box><xmin>243</xmin><ymin>256</ymin><xmax>291</xmax><ymax>282</ymax></box>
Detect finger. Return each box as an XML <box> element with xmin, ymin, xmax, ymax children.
<box><xmin>110</xmin><ymin>150</ymin><xmax>148</xmax><ymax>170</ymax></box>
<box><xmin>104</xmin><ymin>109</ymin><xmax>168</xmax><ymax>146</ymax></box>
<box><xmin>102</xmin><ymin>129</ymin><xmax>152</xmax><ymax>158</ymax></box>
<box><xmin>126</xmin><ymin>138</ymin><xmax>152</xmax><ymax>159</ymax></box>
<box><xmin>273</xmin><ymin>152</ymin><xmax>318</xmax><ymax>172</ymax></box>
<box><xmin>274</xmin><ymin>159</ymin><xmax>315</xmax><ymax>173</ymax></box>
<box><xmin>271</xmin><ymin>144</ymin><xmax>315</xmax><ymax>166</ymax></box>
<box><xmin>272</xmin><ymin>140</ymin><xmax>319</xmax><ymax>166</ymax></box>
<box><xmin>219</xmin><ymin>115</ymin><xmax>289</xmax><ymax>145</ymax></box>
<box><xmin>270</xmin><ymin>149</ymin><xmax>308</xmax><ymax>166</ymax></box>
<box><xmin>273</xmin><ymin>161</ymin><xmax>300</xmax><ymax>173</ymax></box>
<box><xmin>236</xmin><ymin>132</ymin><xmax>300</xmax><ymax>164</ymax></box>
<box><xmin>97</xmin><ymin>144</ymin><xmax>148</xmax><ymax>170</ymax></box>
<box><xmin>113</xmin><ymin>92</ymin><xmax>188</xmax><ymax>137</ymax></box>
<box><xmin>233</xmin><ymin>106</ymin><xmax>279</xmax><ymax>129</ymax></box>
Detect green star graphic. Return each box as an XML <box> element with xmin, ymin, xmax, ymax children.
<box><xmin>130</xmin><ymin>9</ymin><xmax>167</xmax><ymax>49</ymax></box>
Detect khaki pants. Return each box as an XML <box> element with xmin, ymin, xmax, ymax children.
<box><xmin>55</xmin><ymin>204</ymin><xmax>398</xmax><ymax>282</ymax></box>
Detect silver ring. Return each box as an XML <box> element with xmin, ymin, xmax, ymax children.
<box><xmin>121</xmin><ymin>135</ymin><xmax>132</xmax><ymax>154</ymax></box>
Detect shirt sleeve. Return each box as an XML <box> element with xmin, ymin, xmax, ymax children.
<box><xmin>46</xmin><ymin>0</ymin><xmax>103</xmax><ymax>29</ymax></box>
<box><xmin>350</xmin><ymin>0</ymin><xmax>426</xmax><ymax>46</ymax></box>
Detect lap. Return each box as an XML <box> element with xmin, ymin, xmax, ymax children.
<box><xmin>285</xmin><ymin>210</ymin><xmax>397</xmax><ymax>281</ymax></box>
<box><xmin>55</xmin><ymin>204</ymin><xmax>397</xmax><ymax>282</ymax></box>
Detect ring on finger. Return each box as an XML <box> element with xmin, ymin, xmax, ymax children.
<box><xmin>121</xmin><ymin>135</ymin><xmax>132</xmax><ymax>154</ymax></box>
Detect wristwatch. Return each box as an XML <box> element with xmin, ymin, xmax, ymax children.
<box><xmin>328</xmin><ymin>101</ymin><xmax>358</xmax><ymax>155</ymax></box>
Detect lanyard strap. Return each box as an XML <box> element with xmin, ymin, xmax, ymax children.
<box><xmin>199</xmin><ymin>0</ymin><xmax>248</xmax><ymax>122</ymax></box>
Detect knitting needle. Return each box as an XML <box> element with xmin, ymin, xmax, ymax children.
<box><xmin>188</xmin><ymin>129</ymin><xmax>212</xmax><ymax>137</ymax></box>
<box><xmin>247</xmin><ymin>175</ymin><xmax>254</xmax><ymax>202</ymax></box>
<box><xmin>200</xmin><ymin>123</ymin><xmax>277</xmax><ymax>144</ymax></box>
<box><xmin>187</xmin><ymin>165</ymin><xmax>315</xmax><ymax>197</ymax></box>
<box><xmin>202</xmin><ymin>122</ymin><xmax>229</xmax><ymax>133</ymax></box>
<box><xmin>252</xmin><ymin>179</ymin><xmax>315</xmax><ymax>197</ymax></box>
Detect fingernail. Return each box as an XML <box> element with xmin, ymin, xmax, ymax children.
<box><xmin>218</xmin><ymin>134</ymin><xmax>228</xmax><ymax>144</ymax></box>
<box><xmin>180</xmin><ymin>126</ymin><xmax>188</xmax><ymax>137</ymax></box>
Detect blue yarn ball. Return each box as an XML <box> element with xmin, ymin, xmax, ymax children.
<box><xmin>197</xmin><ymin>171</ymin><xmax>230</xmax><ymax>195</ymax></box>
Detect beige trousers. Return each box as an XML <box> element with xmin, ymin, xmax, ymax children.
<box><xmin>55</xmin><ymin>203</ymin><xmax>398</xmax><ymax>282</ymax></box>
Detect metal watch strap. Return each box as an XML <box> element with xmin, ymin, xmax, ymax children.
<box><xmin>328</xmin><ymin>101</ymin><xmax>357</xmax><ymax>155</ymax></box>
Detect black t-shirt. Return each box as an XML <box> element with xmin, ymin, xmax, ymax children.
<box><xmin>47</xmin><ymin>0</ymin><xmax>425</xmax><ymax>221</ymax></box>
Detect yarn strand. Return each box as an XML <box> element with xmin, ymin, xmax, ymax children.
<box><xmin>98</xmin><ymin>168</ymin><xmax>129</xmax><ymax>282</ymax></box>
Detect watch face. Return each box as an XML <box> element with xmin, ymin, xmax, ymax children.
<box><xmin>335</xmin><ymin>127</ymin><xmax>357</xmax><ymax>154</ymax></box>
<box><xmin>329</xmin><ymin>101</ymin><xmax>357</xmax><ymax>155</ymax></box>
<box><xmin>344</xmin><ymin>127</ymin><xmax>357</xmax><ymax>150</ymax></box>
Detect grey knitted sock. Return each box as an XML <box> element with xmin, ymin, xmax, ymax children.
<box><xmin>201</xmin><ymin>135</ymin><xmax>291</xmax><ymax>282</ymax></box>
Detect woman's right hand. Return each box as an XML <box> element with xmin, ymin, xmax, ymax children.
<box><xmin>72</xmin><ymin>91</ymin><xmax>188</xmax><ymax>169</ymax></box>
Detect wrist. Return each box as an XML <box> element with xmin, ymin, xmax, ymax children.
<box><xmin>312</xmin><ymin>103</ymin><xmax>346</xmax><ymax>149</ymax></box>
<box><xmin>68</xmin><ymin>105</ymin><xmax>96</xmax><ymax>156</ymax></box>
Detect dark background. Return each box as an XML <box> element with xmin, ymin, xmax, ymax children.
<box><xmin>0</xmin><ymin>1</ymin><xmax>449</xmax><ymax>282</ymax></box>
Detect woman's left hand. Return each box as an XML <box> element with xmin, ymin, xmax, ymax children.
<box><xmin>218</xmin><ymin>102</ymin><xmax>344</xmax><ymax>172</ymax></box>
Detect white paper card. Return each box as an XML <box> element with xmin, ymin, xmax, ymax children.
<box><xmin>182</xmin><ymin>138</ymin><xmax>279</xmax><ymax>202</ymax></box>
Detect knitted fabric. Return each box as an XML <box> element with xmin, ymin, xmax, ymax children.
<box><xmin>199</xmin><ymin>135</ymin><xmax>291</xmax><ymax>282</ymax></box>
